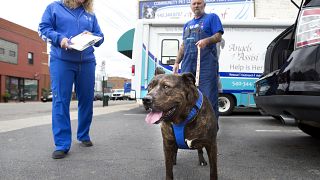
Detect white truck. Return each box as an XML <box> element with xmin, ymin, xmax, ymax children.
<box><xmin>130</xmin><ymin>19</ymin><xmax>292</xmax><ymax>114</ymax></box>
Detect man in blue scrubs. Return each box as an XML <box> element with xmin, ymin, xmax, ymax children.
<box><xmin>173</xmin><ymin>0</ymin><xmax>224</xmax><ymax>128</ymax></box>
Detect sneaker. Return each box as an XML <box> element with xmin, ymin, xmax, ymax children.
<box><xmin>80</xmin><ymin>140</ymin><xmax>93</xmax><ymax>147</ymax></box>
<box><xmin>52</xmin><ymin>150</ymin><xmax>67</xmax><ymax>159</ymax></box>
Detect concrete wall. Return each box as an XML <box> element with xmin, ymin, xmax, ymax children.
<box><xmin>255</xmin><ymin>0</ymin><xmax>302</xmax><ymax>20</ymax></box>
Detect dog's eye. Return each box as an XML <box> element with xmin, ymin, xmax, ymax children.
<box><xmin>163</xmin><ymin>85</ymin><xmax>169</xmax><ymax>89</ymax></box>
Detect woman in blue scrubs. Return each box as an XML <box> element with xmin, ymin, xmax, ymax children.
<box><xmin>39</xmin><ymin>0</ymin><xmax>104</xmax><ymax>159</ymax></box>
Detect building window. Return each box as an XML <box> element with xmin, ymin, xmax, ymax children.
<box><xmin>9</xmin><ymin>50</ymin><xmax>16</xmax><ymax>57</ymax></box>
<box><xmin>5</xmin><ymin>76</ymin><xmax>38</xmax><ymax>101</ymax></box>
<box><xmin>0</xmin><ymin>39</ymin><xmax>18</xmax><ymax>64</ymax></box>
<box><xmin>28</xmin><ymin>52</ymin><xmax>34</xmax><ymax>65</ymax></box>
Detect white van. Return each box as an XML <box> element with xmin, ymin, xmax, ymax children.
<box><xmin>130</xmin><ymin>19</ymin><xmax>292</xmax><ymax>115</ymax></box>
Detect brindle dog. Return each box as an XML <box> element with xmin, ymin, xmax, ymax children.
<box><xmin>143</xmin><ymin>73</ymin><xmax>218</xmax><ymax>180</ymax></box>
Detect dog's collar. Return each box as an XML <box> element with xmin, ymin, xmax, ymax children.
<box><xmin>172</xmin><ymin>89</ymin><xmax>203</xmax><ymax>149</ymax></box>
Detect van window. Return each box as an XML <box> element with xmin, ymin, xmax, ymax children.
<box><xmin>305</xmin><ymin>0</ymin><xmax>320</xmax><ymax>7</ymax></box>
<box><xmin>161</xmin><ymin>39</ymin><xmax>179</xmax><ymax>65</ymax></box>
<box><xmin>295</xmin><ymin>7</ymin><xmax>320</xmax><ymax>49</ymax></box>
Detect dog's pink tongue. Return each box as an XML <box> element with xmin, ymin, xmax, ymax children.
<box><xmin>145</xmin><ymin>111</ymin><xmax>163</xmax><ymax>124</ymax></box>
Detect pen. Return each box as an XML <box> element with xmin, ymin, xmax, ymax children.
<box><xmin>66</xmin><ymin>36</ymin><xmax>73</xmax><ymax>50</ymax></box>
<box><xmin>68</xmin><ymin>36</ymin><xmax>73</xmax><ymax>44</ymax></box>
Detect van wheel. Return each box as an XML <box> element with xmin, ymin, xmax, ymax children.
<box><xmin>218</xmin><ymin>94</ymin><xmax>235</xmax><ymax>116</ymax></box>
<box><xmin>272</xmin><ymin>115</ymin><xmax>282</xmax><ymax>121</ymax></box>
<box><xmin>298</xmin><ymin>123</ymin><xmax>320</xmax><ymax>139</ymax></box>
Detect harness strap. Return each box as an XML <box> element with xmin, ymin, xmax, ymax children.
<box><xmin>172</xmin><ymin>89</ymin><xmax>203</xmax><ymax>149</ymax></box>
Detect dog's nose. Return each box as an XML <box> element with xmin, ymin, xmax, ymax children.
<box><xmin>142</xmin><ymin>95</ymin><xmax>152</xmax><ymax>104</ymax></box>
<box><xmin>142</xmin><ymin>95</ymin><xmax>153</xmax><ymax>110</ymax></box>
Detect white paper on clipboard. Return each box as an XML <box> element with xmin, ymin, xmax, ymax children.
<box><xmin>68</xmin><ymin>33</ymin><xmax>102</xmax><ymax>51</ymax></box>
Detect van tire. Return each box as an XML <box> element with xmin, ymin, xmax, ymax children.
<box><xmin>218</xmin><ymin>94</ymin><xmax>235</xmax><ymax>116</ymax></box>
<box><xmin>298</xmin><ymin>123</ymin><xmax>320</xmax><ymax>139</ymax></box>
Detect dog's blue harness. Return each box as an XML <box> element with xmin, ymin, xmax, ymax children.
<box><xmin>172</xmin><ymin>89</ymin><xmax>203</xmax><ymax>149</ymax></box>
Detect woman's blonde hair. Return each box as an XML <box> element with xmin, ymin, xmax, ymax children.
<box><xmin>63</xmin><ymin>0</ymin><xmax>94</xmax><ymax>14</ymax></box>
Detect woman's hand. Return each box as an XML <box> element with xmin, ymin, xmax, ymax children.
<box><xmin>60</xmin><ymin>38</ymin><xmax>69</xmax><ymax>50</ymax></box>
<box><xmin>82</xmin><ymin>31</ymin><xmax>92</xmax><ymax>35</ymax></box>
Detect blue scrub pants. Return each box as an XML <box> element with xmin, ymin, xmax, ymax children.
<box><xmin>50</xmin><ymin>57</ymin><xmax>95</xmax><ymax>152</ymax></box>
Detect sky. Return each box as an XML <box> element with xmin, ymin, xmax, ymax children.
<box><xmin>0</xmin><ymin>0</ymin><xmax>137</xmax><ymax>79</ymax></box>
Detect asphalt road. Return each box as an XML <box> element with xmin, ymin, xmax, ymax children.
<box><xmin>0</xmin><ymin>101</ymin><xmax>320</xmax><ymax>179</ymax></box>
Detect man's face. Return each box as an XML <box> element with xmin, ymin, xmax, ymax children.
<box><xmin>191</xmin><ymin>0</ymin><xmax>205</xmax><ymax>17</ymax></box>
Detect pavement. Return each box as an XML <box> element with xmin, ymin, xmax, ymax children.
<box><xmin>1</xmin><ymin>101</ymin><xmax>320</xmax><ymax>180</ymax></box>
<box><xmin>0</xmin><ymin>101</ymin><xmax>174</xmax><ymax>180</ymax></box>
<box><xmin>0</xmin><ymin>101</ymin><xmax>139</xmax><ymax>133</ymax></box>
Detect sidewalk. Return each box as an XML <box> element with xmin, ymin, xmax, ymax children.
<box><xmin>0</xmin><ymin>101</ymin><xmax>139</xmax><ymax>133</ymax></box>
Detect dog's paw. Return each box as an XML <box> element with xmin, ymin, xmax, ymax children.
<box><xmin>199</xmin><ymin>161</ymin><xmax>207</xmax><ymax>166</ymax></box>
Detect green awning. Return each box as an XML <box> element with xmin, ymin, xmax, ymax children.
<box><xmin>117</xmin><ymin>28</ymin><xmax>135</xmax><ymax>59</ymax></box>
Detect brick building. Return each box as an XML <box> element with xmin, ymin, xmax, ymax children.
<box><xmin>0</xmin><ymin>18</ymin><xmax>50</xmax><ymax>102</ymax></box>
<box><xmin>107</xmin><ymin>76</ymin><xmax>131</xmax><ymax>89</ymax></box>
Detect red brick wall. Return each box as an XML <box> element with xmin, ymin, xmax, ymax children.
<box><xmin>107</xmin><ymin>77</ymin><xmax>131</xmax><ymax>89</ymax></box>
<box><xmin>0</xmin><ymin>18</ymin><xmax>49</xmax><ymax>102</ymax></box>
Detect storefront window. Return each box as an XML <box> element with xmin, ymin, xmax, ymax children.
<box><xmin>24</xmin><ymin>79</ymin><xmax>38</xmax><ymax>101</ymax></box>
<box><xmin>9</xmin><ymin>77</ymin><xmax>19</xmax><ymax>101</ymax></box>
<box><xmin>5</xmin><ymin>76</ymin><xmax>38</xmax><ymax>101</ymax></box>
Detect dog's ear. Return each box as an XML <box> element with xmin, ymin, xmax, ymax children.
<box><xmin>182</xmin><ymin>73</ymin><xmax>197</xmax><ymax>103</ymax></box>
<box><xmin>155</xmin><ymin>67</ymin><xmax>165</xmax><ymax>76</ymax></box>
<box><xmin>181</xmin><ymin>72</ymin><xmax>196</xmax><ymax>86</ymax></box>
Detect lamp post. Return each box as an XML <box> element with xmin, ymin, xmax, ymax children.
<box><xmin>101</xmin><ymin>61</ymin><xmax>108</xmax><ymax>107</ymax></box>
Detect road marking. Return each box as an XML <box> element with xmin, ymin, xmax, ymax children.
<box><xmin>255</xmin><ymin>130</ymin><xmax>301</xmax><ymax>132</ymax></box>
<box><xmin>220</xmin><ymin>116</ymin><xmax>272</xmax><ymax>119</ymax></box>
<box><xmin>0</xmin><ymin>103</ymin><xmax>138</xmax><ymax>133</ymax></box>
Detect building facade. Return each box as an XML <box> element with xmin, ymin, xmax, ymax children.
<box><xmin>0</xmin><ymin>18</ymin><xmax>49</xmax><ymax>102</ymax></box>
<box><xmin>137</xmin><ymin>0</ymin><xmax>301</xmax><ymax>20</ymax></box>
<box><xmin>107</xmin><ymin>76</ymin><xmax>131</xmax><ymax>89</ymax></box>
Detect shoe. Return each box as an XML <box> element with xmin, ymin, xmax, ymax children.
<box><xmin>80</xmin><ymin>140</ymin><xmax>93</xmax><ymax>147</ymax></box>
<box><xmin>52</xmin><ymin>150</ymin><xmax>67</xmax><ymax>159</ymax></box>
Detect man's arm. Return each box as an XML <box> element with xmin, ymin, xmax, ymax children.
<box><xmin>208</xmin><ymin>32</ymin><xmax>222</xmax><ymax>44</ymax></box>
<box><xmin>196</xmin><ymin>32</ymin><xmax>222</xmax><ymax>48</ymax></box>
<box><xmin>173</xmin><ymin>43</ymin><xmax>184</xmax><ymax>74</ymax></box>
<box><xmin>175</xmin><ymin>43</ymin><xmax>184</xmax><ymax>64</ymax></box>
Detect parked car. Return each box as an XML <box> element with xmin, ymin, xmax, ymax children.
<box><xmin>23</xmin><ymin>92</ymin><xmax>32</xmax><ymax>100</ymax></box>
<box><xmin>94</xmin><ymin>91</ymin><xmax>103</xmax><ymax>101</ymax></box>
<box><xmin>110</xmin><ymin>89</ymin><xmax>125</xmax><ymax>100</ymax></box>
<box><xmin>254</xmin><ymin>0</ymin><xmax>320</xmax><ymax>138</ymax></box>
<box><xmin>41</xmin><ymin>91</ymin><xmax>53</xmax><ymax>102</ymax></box>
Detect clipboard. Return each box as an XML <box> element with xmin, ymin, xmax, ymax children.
<box><xmin>68</xmin><ymin>33</ymin><xmax>102</xmax><ymax>51</ymax></box>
